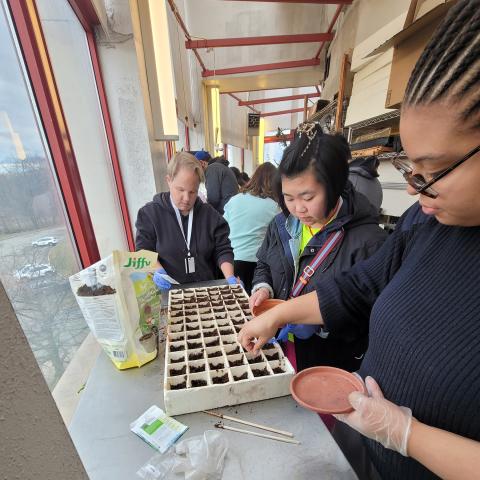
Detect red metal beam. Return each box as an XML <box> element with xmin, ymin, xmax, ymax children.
<box><xmin>264</xmin><ymin>133</ymin><xmax>294</xmax><ymax>143</ymax></box>
<box><xmin>186</xmin><ymin>33</ymin><xmax>333</xmax><ymax>49</ymax></box>
<box><xmin>314</xmin><ymin>3</ymin><xmax>344</xmax><ymax>59</ymax></box>
<box><xmin>8</xmin><ymin>0</ymin><xmax>100</xmax><ymax>266</ymax></box>
<box><xmin>239</xmin><ymin>92</ymin><xmax>319</xmax><ymax>106</ymax></box>
<box><xmin>224</xmin><ymin>1</ymin><xmax>352</xmax><ymax>4</ymax></box>
<box><xmin>202</xmin><ymin>58</ymin><xmax>320</xmax><ymax>77</ymax></box>
<box><xmin>167</xmin><ymin>0</ymin><xmax>207</xmax><ymax>72</ymax></box>
<box><xmin>67</xmin><ymin>0</ymin><xmax>99</xmax><ymax>31</ymax></box>
<box><xmin>227</xmin><ymin>93</ymin><xmax>260</xmax><ymax>113</ymax></box>
<box><xmin>260</xmin><ymin>107</ymin><xmax>304</xmax><ymax>117</ymax></box>
<box><xmin>220</xmin><ymin>84</ymin><xmax>319</xmax><ymax>94</ymax></box>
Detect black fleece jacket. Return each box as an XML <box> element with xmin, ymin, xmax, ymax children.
<box><xmin>135</xmin><ymin>192</ymin><xmax>233</xmax><ymax>284</ymax></box>
<box><xmin>253</xmin><ymin>184</ymin><xmax>387</xmax><ymax>371</ymax></box>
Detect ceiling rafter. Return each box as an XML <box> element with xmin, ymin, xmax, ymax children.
<box><xmin>186</xmin><ymin>33</ymin><xmax>333</xmax><ymax>49</ymax></box>
<box><xmin>238</xmin><ymin>92</ymin><xmax>319</xmax><ymax>106</ymax></box>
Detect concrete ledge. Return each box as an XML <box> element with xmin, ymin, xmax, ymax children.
<box><xmin>53</xmin><ymin>333</ymin><xmax>101</xmax><ymax>427</ymax></box>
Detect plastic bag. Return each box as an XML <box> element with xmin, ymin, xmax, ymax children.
<box><xmin>137</xmin><ymin>430</ymin><xmax>228</xmax><ymax>480</ymax></box>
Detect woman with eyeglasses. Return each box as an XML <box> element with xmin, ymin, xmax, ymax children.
<box><xmin>238</xmin><ymin>1</ymin><xmax>480</xmax><ymax>479</ymax></box>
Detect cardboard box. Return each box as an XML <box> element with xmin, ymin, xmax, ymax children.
<box><xmin>365</xmin><ymin>1</ymin><xmax>456</xmax><ymax>109</ymax></box>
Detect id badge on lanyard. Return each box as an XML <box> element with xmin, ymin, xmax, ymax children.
<box><xmin>171</xmin><ymin>197</ymin><xmax>195</xmax><ymax>274</ymax></box>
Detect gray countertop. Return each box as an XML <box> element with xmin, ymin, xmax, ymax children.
<box><xmin>69</xmin><ymin>281</ymin><xmax>357</xmax><ymax>480</ymax></box>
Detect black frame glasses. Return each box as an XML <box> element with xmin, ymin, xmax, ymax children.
<box><xmin>392</xmin><ymin>144</ymin><xmax>480</xmax><ymax>198</ymax></box>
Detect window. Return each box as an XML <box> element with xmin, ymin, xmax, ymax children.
<box><xmin>0</xmin><ymin>3</ymin><xmax>87</xmax><ymax>389</ymax></box>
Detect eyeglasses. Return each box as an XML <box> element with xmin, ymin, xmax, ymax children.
<box><xmin>392</xmin><ymin>144</ymin><xmax>480</xmax><ymax>198</ymax></box>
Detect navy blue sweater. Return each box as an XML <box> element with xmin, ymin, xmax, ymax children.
<box><xmin>316</xmin><ymin>203</ymin><xmax>480</xmax><ymax>479</ymax></box>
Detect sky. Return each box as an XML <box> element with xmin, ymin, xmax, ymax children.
<box><xmin>0</xmin><ymin>6</ymin><xmax>45</xmax><ymax>164</ymax></box>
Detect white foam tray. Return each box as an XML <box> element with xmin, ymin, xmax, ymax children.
<box><xmin>163</xmin><ymin>285</ymin><xmax>294</xmax><ymax>416</ymax></box>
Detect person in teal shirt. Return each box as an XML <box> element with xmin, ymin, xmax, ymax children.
<box><xmin>223</xmin><ymin>163</ymin><xmax>279</xmax><ymax>293</ymax></box>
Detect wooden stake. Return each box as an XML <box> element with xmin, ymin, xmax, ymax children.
<box><xmin>203</xmin><ymin>410</ymin><xmax>294</xmax><ymax>438</ymax></box>
<box><xmin>215</xmin><ymin>423</ymin><xmax>300</xmax><ymax>445</ymax></box>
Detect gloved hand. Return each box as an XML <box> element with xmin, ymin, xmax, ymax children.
<box><xmin>226</xmin><ymin>275</ymin><xmax>243</xmax><ymax>286</ymax></box>
<box><xmin>153</xmin><ymin>268</ymin><xmax>172</xmax><ymax>291</ymax></box>
<box><xmin>276</xmin><ymin>323</ymin><xmax>319</xmax><ymax>341</ymax></box>
<box><xmin>334</xmin><ymin>376</ymin><xmax>413</xmax><ymax>456</ymax></box>
<box><xmin>276</xmin><ymin>324</ymin><xmax>295</xmax><ymax>342</ymax></box>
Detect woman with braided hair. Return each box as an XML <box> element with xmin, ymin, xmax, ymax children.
<box><xmin>238</xmin><ymin>1</ymin><xmax>480</xmax><ymax>478</ymax></box>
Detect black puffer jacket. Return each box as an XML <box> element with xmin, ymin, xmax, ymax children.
<box><xmin>135</xmin><ymin>192</ymin><xmax>233</xmax><ymax>284</ymax></box>
<box><xmin>252</xmin><ymin>183</ymin><xmax>387</xmax><ymax>371</ymax></box>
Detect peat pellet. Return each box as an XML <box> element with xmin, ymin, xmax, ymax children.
<box><xmin>189</xmin><ymin>364</ymin><xmax>205</xmax><ymax>373</ymax></box>
<box><xmin>228</xmin><ymin>358</ymin><xmax>243</xmax><ymax>367</ymax></box>
<box><xmin>189</xmin><ymin>352</ymin><xmax>203</xmax><ymax>360</ymax></box>
<box><xmin>170</xmin><ymin>356</ymin><xmax>184</xmax><ymax>363</ymax></box>
<box><xmin>208</xmin><ymin>350</ymin><xmax>222</xmax><ymax>358</ymax></box>
<box><xmin>264</xmin><ymin>352</ymin><xmax>280</xmax><ymax>361</ymax></box>
<box><xmin>209</xmin><ymin>362</ymin><xmax>224</xmax><ymax>370</ymax></box>
<box><xmin>170</xmin><ymin>382</ymin><xmax>186</xmax><ymax>390</ymax></box>
<box><xmin>191</xmin><ymin>379</ymin><xmax>207</xmax><ymax>388</ymax></box>
<box><xmin>212</xmin><ymin>374</ymin><xmax>229</xmax><ymax>384</ymax></box>
<box><xmin>170</xmin><ymin>344</ymin><xmax>185</xmax><ymax>352</ymax></box>
<box><xmin>233</xmin><ymin>372</ymin><xmax>248</xmax><ymax>381</ymax></box>
<box><xmin>170</xmin><ymin>366</ymin><xmax>186</xmax><ymax>376</ymax></box>
<box><xmin>203</xmin><ymin>331</ymin><xmax>217</xmax><ymax>338</ymax></box>
<box><xmin>187</xmin><ymin>341</ymin><xmax>202</xmax><ymax>349</ymax></box>
<box><xmin>187</xmin><ymin>333</ymin><xmax>201</xmax><ymax>340</ymax></box>
<box><xmin>227</xmin><ymin>345</ymin><xmax>241</xmax><ymax>355</ymax></box>
<box><xmin>252</xmin><ymin>368</ymin><xmax>269</xmax><ymax>377</ymax></box>
<box><xmin>219</xmin><ymin>328</ymin><xmax>234</xmax><ymax>335</ymax></box>
<box><xmin>272</xmin><ymin>367</ymin><xmax>285</xmax><ymax>374</ymax></box>
<box><xmin>205</xmin><ymin>338</ymin><xmax>220</xmax><ymax>347</ymax></box>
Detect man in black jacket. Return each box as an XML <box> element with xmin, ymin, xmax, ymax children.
<box><xmin>135</xmin><ymin>152</ymin><xmax>238</xmax><ymax>287</ymax></box>
<box><xmin>202</xmin><ymin>155</ymin><xmax>238</xmax><ymax>214</ymax></box>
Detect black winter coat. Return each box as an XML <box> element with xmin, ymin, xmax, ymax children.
<box><xmin>253</xmin><ymin>184</ymin><xmax>387</xmax><ymax>371</ymax></box>
<box><xmin>205</xmin><ymin>162</ymin><xmax>238</xmax><ymax>214</ymax></box>
<box><xmin>135</xmin><ymin>192</ymin><xmax>234</xmax><ymax>284</ymax></box>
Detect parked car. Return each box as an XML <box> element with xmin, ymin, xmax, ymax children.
<box><xmin>32</xmin><ymin>236</ymin><xmax>58</xmax><ymax>247</ymax></box>
<box><xmin>14</xmin><ymin>263</ymin><xmax>55</xmax><ymax>280</ymax></box>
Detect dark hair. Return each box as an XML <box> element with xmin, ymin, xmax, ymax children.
<box><xmin>274</xmin><ymin>124</ymin><xmax>350</xmax><ymax>216</ymax></box>
<box><xmin>404</xmin><ymin>0</ymin><xmax>480</xmax><ymax>128</ymax></box>
<box><xmin>230</xmin><ymin>166</ymin><xmax>247</xmax><ymax>187</ymax></box>
<box><xmin>241</xmin><ymin>172</ymin><xmax>250</xmax><ymax>182</ymax></box>
<box><xmin>242</xmin><ymin>162</ymin><xmax>277</xmax><ymax>200</ymax></box>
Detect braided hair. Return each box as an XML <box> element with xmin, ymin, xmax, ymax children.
<box><xmin>404</xmin><ymin>0</ymin><xmax>480</xmax><ymax>128</ymax></box>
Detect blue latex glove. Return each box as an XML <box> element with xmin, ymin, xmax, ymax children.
<box><xmin>153</xmin><ymin>268</ymin><xmax>172</xmax><ymax>291</ymax></box>
<box><xmin>276</xmin><ymin>324</ymin><xmax>295</xmax><ymax>342</ymax></box>
<box><xmin>277</xmin><ymin>323</ymin><xmax>320</xmax><ymax>341</ymax></box>
<box><xmin>227</xmin><ymin>275</ymin><xmax>242</xmax><ymax>286</ymax></box>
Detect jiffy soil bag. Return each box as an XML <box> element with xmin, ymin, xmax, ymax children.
<box><xmin>69</xmin><ymin>250</ymin><xmax>160</xmax><ymax>369</ymax></box>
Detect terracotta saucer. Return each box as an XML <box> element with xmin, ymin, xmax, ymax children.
<box><xmin>252</xmin><ymin>299</ymin><xmax>285</xmax><ymax>317</ymax></box>
<box><xmin>290</xmin><ymin>366</ymin><xmax>366</xmax><ymax>414</ymax></box>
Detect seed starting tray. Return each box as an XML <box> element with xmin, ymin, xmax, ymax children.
<box><xmin>164</xmin><ymin>284</ymin><xmax>294</xmax><ymax>416</ymax></box>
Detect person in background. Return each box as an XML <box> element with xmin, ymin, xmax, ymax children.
<box><xmin>348</xmin><ymin>156</ymin><xmax>383</xmax><ymax>213</ymax></box>
<box><xmin>223</xmin><ymin>163</ymin><xmax>279</xmax><ymax>294</ymax></box>
<box><xmin>250</xmin><ymin>125</ymin><xmax>387</xmax><ymax>373</ymax></box>
<box><xmin>135</xmin><ymin>152</ymin><xmax>240</xmax><ymax>290</ymax></box>
<box><xmin>239</xmin><ymin>2</ymin><xmax>480</xmax><ymax>478</ymax></box>
<box><xmin>202</xmin><ymin>155</ymin><xmax>238</xmax><ymax>214</ymax></box>
<box><xmin>230</xmin><ymin>166</ymin><xmax>247</xmax><ymax>187</ymax></box>
<box><xmin>193</xmin><ymin>150</ymin><xmax>211</xmax><ymax>202</ymax></box>
<box><xmin>241</xmin><ymin>171</ymin><xmax>250</xmax><ymax>184</ymax></box>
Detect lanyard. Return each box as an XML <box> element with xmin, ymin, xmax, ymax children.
<box><xmin>170</xmin><ymin>196</ymin><xmax>193</xmax><ymax>256</ymax></box>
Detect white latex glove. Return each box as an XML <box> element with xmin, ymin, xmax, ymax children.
<box><xmin>248</xmin><ymin>287</ymin><xmax>270</xmax><ymax>311</ymax></box>
<box><xmin>335</xmin><ymin>376</ymin><xmax>413</xmax><ymax>456</ymax></box>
